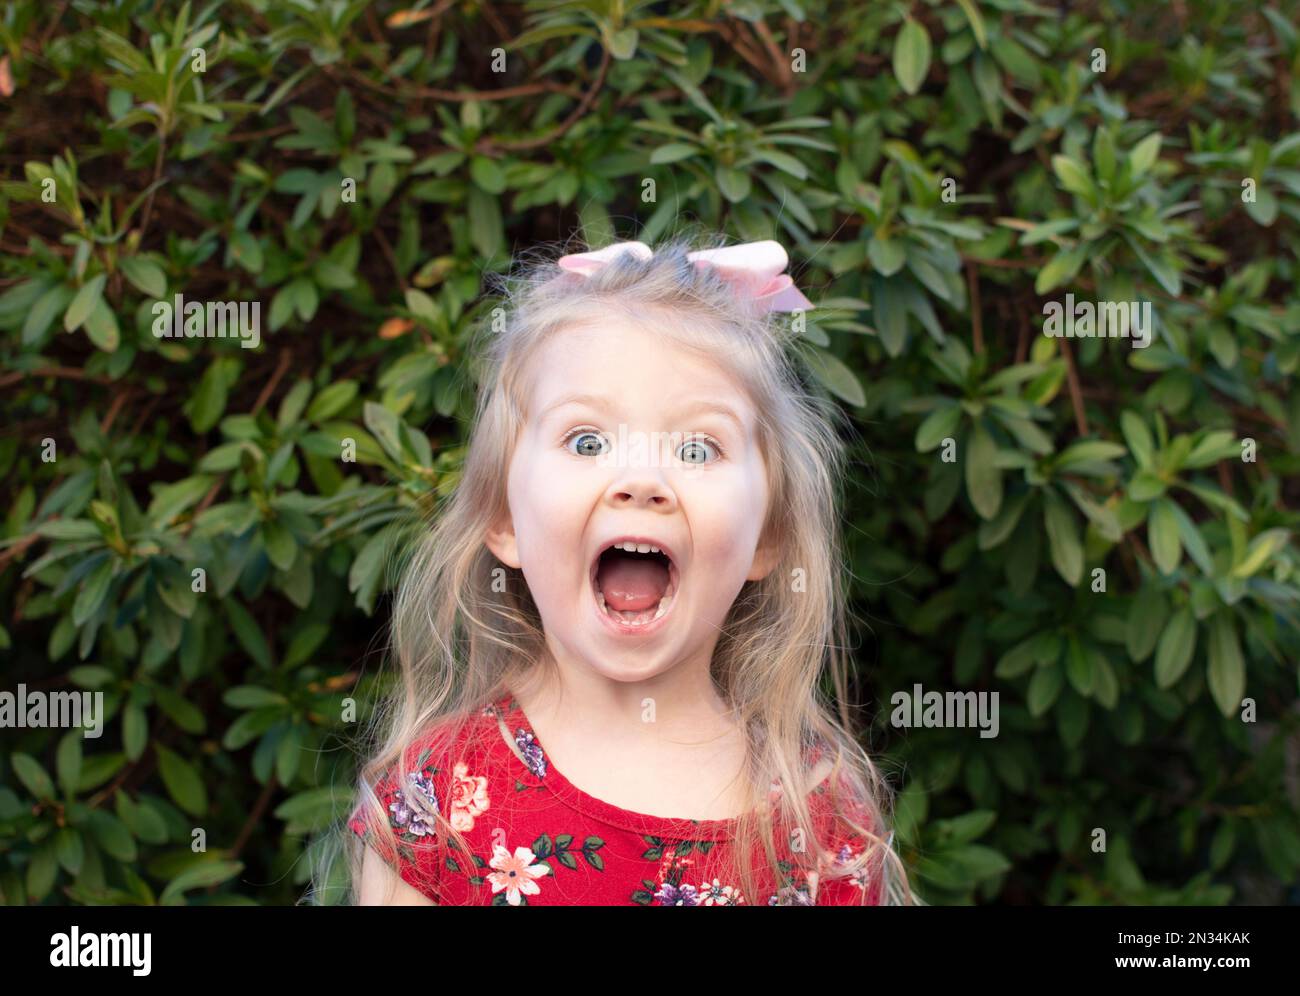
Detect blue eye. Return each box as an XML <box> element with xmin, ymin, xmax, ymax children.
<box><xmin>564</xmin><ymin>429</ymin><xmax>609</xmax><ymax>457</ymax></box>
<box><xmin>678</xmin><ymin>437</ymin><xmax>721</xmax><ymax>464</ymax></box>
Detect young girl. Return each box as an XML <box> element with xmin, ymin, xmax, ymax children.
<box><xmin>334</xmin><ymin>234</ymin><xmax>912</xmax><ymax>906</ymax></box>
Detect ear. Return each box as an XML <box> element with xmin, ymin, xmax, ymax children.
<box><xmin>484</xmin><ymin>511</ymin><xmax>522</xmax><ymax>569</ymax></box>
<box><xmin>746</xmin><ymin>527</ymin><xmax>781</xmax><ymax>582</ymax></box>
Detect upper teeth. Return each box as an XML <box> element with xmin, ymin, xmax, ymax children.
<box><xmin>612</xmin><ymin>541</ymin><xmax>660</xmax><ymax>554</ymax></box>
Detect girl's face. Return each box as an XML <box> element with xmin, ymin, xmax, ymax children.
<box><xmin>486</xmin><ymin>319</ymin><xmax>779</xmax><ymax>683</ymax></box>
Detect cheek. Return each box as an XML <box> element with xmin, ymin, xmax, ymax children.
<box><xmin>509</xmin><ymin>455</ymin><xmax>585</xmax><ymax>562</ymax></box>
<box><xmin>691</xmin><ymin>472</ymin><xmax>767</xmax><ymax>563</ymax></box>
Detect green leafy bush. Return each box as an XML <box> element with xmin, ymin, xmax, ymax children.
<box><xmin>1</xmin><ymin>0</ymin><xmax>1298</xmax><ymax>905</ymax></box>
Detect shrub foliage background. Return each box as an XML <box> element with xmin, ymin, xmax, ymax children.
<box><xmin>2</xmin><ymin>0</ymin><xmax>1299</xmax><ymax>905</ymax></box>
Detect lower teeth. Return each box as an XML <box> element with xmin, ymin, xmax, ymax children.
<box><xmin>596</xmin><ymin>592</ymin><xmax>672</xmax><ymax>626</ymax></box>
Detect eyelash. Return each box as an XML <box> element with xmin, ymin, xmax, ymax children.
<box><xmin>559</xmin><ymin>426</ymin><xmax>727</xmax><ymax>463</ymax></box>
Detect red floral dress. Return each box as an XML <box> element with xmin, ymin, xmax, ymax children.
<box><xmin>349</xmin><ymin>691</ymin><xmax>882</xmax><ymax>906</ymax></box>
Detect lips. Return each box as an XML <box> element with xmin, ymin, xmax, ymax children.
<box><xmin>588</xmin><ymin>536</ymin><xmax>681</xmax><ymax>634</ymax></box>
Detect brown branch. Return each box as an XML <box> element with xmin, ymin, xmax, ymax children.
<box><xmin>372</xmin><ymin>225</ymin><xmax>407</xmax><ymax>291</ymax></box>
<box><xmin>226</xmin><ymin>774</ymin><xmax>279</xmax><ymax>865</ymax></box>
<box><xmin>1058</xmin><ymin>337</ymin><xmax>1089</xmax><ymax>436</ymax></box>
<box><xmin>0</xmin><ymin>533</ymin><xmax>42</xmax><ymax>573</ymax></box>
<box><xmin>751</xmin><ymin>18</ymin><xmax>794</xmax><ymax>92</ymax></box>
<box><xmin>719</xmin><ymin>20</ymin><xmax>773</xmax><ymax>82</ymax></box>
<box><xmin>476</xmin><ymin>45</ymin><xmax>613</xmax><ymax>154</ymax></box>
<box><xmin>99</xmin><ymin>388</ymin><xmax>133</xmax><ymax>433</ymax></box>
<box><xmin>137</xmin><ymin>128</ymin><xmax>167</xmax><ymax>243</ymax></box>
<box><xmin>252</xmin><ymin>347</ymin><xmax>294</xmax><ymax>415</ymax></box>
<box><xmin>38</xmin><ymin>0</ymin><xmax>70</xmax><ymax>49</ymax></box>
<box><xmin>1015</xmin><ymin>306</ymin><xmax>1030</xmax><ymax>364</ymax></box>
<box><xmin>348</xmin><ymin>59</ymin><xmax>580</xmax><ymax>102</ymax></box>
<box><xmin>0</xmin><ymin>365</ymin><xmax>113</xmax><ymax>389</ymax></box>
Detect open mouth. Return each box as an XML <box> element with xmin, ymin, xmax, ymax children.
<box><xmin>589</xmin><ymin>539</ymin><xmax>680</xmax><ymax>631</ymax></box>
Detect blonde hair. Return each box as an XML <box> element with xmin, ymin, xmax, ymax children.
<box><xmin>310</xmin><ymin>230</ymin><xmax>917</xmax><ymax>906</ymax></box>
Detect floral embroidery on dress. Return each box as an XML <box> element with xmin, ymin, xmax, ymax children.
<box><xmin>634</xmin><ymin>838</ymin><xmax>745</xmax><ymax>906</ymax></box>
<box><xmin>697</xmin><ymin>878</ymin><xmax>746</xmax><ymax>906</ymax></box>
<box><xmin>388</xmin><ymin>768</ymin><xmax>440</xmax><ymax>840</ymax></box>
<box><xmin>449</xmin><ymin>761</ymin><xmax>490</xmax><ymax>831</ymax></box>
<box><xmin>768</xmin><ymin>880</ymin><xmax>816</xmax><ymax>905</ymax></box>
<box><xmin>486</xmin><ymin>843</ymin><xmax>551</xmax><ymax>905</ymax></box>
<box><xmin>513</xmin><ymin>726</ymin><xmax>548</xmax><ymax>778</ymax></box>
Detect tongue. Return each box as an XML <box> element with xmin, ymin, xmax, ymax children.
<box><xmin>597</xmin><ymin>553</ymin><xmax>669</xmax><ymax>612</ymax></box>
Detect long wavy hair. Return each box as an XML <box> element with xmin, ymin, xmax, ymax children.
<box><xmin>309</xmin><ymin>230</ymin><xmax>916</xmax><ymax>906</ymax></box>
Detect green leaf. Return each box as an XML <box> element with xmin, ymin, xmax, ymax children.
<box><xmin>83</xmin><ymin>298</ymin><xmax>120</xmax><ymax>351</ymax></box>
<box><xmin>609</xmin><ymin>27</ymin><xmax>638</xmax><ymax>59</ymax></box>
<box><xmin>154</xmin><ymin>686</ymin><xmax>206</xmax><ymax>734</ymax></box>
<box><xmin>27</xmin><ymin>841</ymin><xmax>57</xmax><ymax>900</ymax></box>
<box><xmin>469</xmin><ymin>156</ymin><xmax>506</xmax><ymax>194</ymax></box>
<box><xmin>1148</xmin><ymin>499</ymin><xmax>1182</xmax><ymax>575</ymax></box>
<box><xmin>349</xmin><ymin>526</ymin><xmax>393</xmax><ymax>612</ymax></box>
<box><xmin>1244</xmin><ymin>187</ymin><xmax>1279</xmax><ymax>226</ymax></box>
<box><xmin>916</xmin><ymin>404</ymin><xmax>961</xmax><ymax>452</ymax></box>
<box><xmin>955</xmin><ymin>0</ymin><xmax>987</xmax><ymax>48</ymax></box>
<box><xmin>274</xmin><ymin>787</ymin><xmax>351</xmax><ymax>832</ymax></box>
<box><xmin>88</xmin><ymin>810</ymin><xmax>137</xmax><ymax>862</ymax></box>
<box><xmin>1128</xmin><ymin>133</ymin><xmax>1162</xmax><ymax>177</ymax></box>
<box><xmin>893</xmin><ymin>19</ymin><xmax>932</xmax><ymax>95</ymax></box>
<box><xmin>262</xmin><ymin>519</ymin><xmax>297</xmax><ymax>571</ymax></box>
<box><xmin>63</xmin><ymin>274</ymin><xmax>106</xmax><ymax>332</ymax></box>
<box><xmin>1128</xmin><ymin>585</ymin><xmax>1170</xmax><ymax>663</ymax></box>
<box><xmin>73</xmin><ymin>558</ymin><xmax>114</xmax><ymax>626</ymax></box>
<box><xmin>1051</xmin><ymin>155</ymin><xmax>1095</xmax><ymax>199</ymax></box>
<box><xmin>306</xmin><ymin>381</ymin><xmax>357</xmax><ymax>422</ymax></box>
<box><xmin>1065</xmin><ymin>637</ymin><xmax>1094</xmax><ymax>696</ymax></box>
<box><xmin>123</xmin><ymin>702</ymin><xmax>148</xmax><ymax>761</ymax></box>
<box><xmin>22</xmin><ymin>284</ymin><xmax>74</xmax><ymax>345</ymax></box>
<box><xmin>1206</xmin><ymin>614</ymin><xmax>1245</xmax><ymax>717</ymax></box>
<box><xmin>56</xmin><ymin>732</ymin><xmax>83</xmax><ymax>796</ymax></box>
<box><xmin>1027</xmin><ymin>663</ymin><xmax>1063</xmax><ymax>717</ymax></box>
<box><xmin>1169</xmin><ymin>502</ymin><xmax>1214</xmax><ymax>576</ymax></box>
<box><xmin>868</xmin><ymin>235</ymin><xmax>907</xmax><ymax>276</ymax></box>
<box><xmin>1120</xmin><ymin>411</ymin><xmax>1154</xmax><ymax>468</ymax></box>
<box><xmin>965</xmin><ymin>419</ymin><xmax>1003</xmax><ymax>520</ymax></box>
<box><xmin>159</xmin><ymin>860</ymin><xmax>244</xmax><ymax>905</ymax></box>
<box><xmin>1231</xmin><ymin>528</ymin><xmax>1289</xmax><ymax>579</ymax></box>
<box><xmin>230</xmin><ymin>230</ymin><xmax>264</xmax><ymax>273</ymax></box>
<box><xmin>13</xmin><ymin>752</ymin><xmax>55</xmax><ymax>799</ymax></box>
<box><xmin>363</xmin><ymin>401</ymin><xmax>406</xmax><ymax>462</ymax></box>
<box><xmin>1035</xmin><ymin>244</ymin><xmax>1089</xmax><ymax>294</ymax></box>
<box><xmin>290</xmin><ymin>277</ymin><xmax>318</xmax><ymax>321</ymax></box>
<box><xmin>1043</xmin><ymin>490</ymin><xmax>1083</xmax><ymax>586</ymax></box>
<box><xmin>120</xmin><ymin>257</ymin><xmax>167</xmax><ymax>298</ymax></box>
<box><xmin>55</xmin><ymin>827</ymin><xmax>85</xmax><ymax>875</ymax></box>
<box><xmin>148</xmin><ymin>475</ymin><xmax>216</xmax><ymax>525</ymax></box>
<box><xmin>224</xmin><ymin>599</ymin><xmax>272</xmax><ymax>668</ymax></box>
<box><xmin>1055</xmin><ymin>440</ymin><xmax>1126</xmax><ymax>469</ymax></box>
<box><xmin>405</xmin><ymin>288</ymin><xmax>438</xmax><ymax>326</ymax></box>
<box><xmin>1154</xmin><ymin>607</ymin><xmax>1196</xmax><ymax>688</ymax></box>
<box><xmin>224</xmin><ymin>685</ymin><xmax>288</xmax><ymax>709</ymax></box>
<box><xmin>715</xmin><ymin>165</ymin><xmax>751</xmax><ymax>202</ymax></box>
<box><xmin>189</xmin><ymin>361</ymin><xmax>231</xmax><ymax>433</ymax></box>
<box><xmin>155</xmin><ymin>745</ymin><xmax>209</xmax><ymax>816</ymax></box>
<box><xmin>800</xmin><ymin>346</ymin><xmax>865</xmax><ymax>407</ymax></box>
<box><xmin>650</xmin><ymin>143</ymin><xmax>698</xmax><ymax>165</ymax></box>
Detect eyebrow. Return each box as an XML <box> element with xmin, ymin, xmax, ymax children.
<box><xmin>537</xmin><ymin>393</ymin><xmax>748</xmax><ymax>436</ymax></box>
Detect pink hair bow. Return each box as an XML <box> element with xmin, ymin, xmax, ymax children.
<box><xmin>553</xmin><ymin>239</ymin><xmax>814</xmax><ymax>316</ymax></box>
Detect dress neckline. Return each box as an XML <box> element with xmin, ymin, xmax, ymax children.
<box><xmin>488</xmin><ymin>690</ymin><xmax>772</xmax><ymax>839</ymax></box>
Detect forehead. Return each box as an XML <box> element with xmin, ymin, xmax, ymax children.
<box><xmin>524</xmin><ymin>320</ymin><xmax>755</xmax><ymax>422</ymax></box>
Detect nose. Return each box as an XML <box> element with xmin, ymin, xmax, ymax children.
<box><xmin>604</xmin><ymin>468</ymin><xmax>677</xmax><ymax>510</ymax></box>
